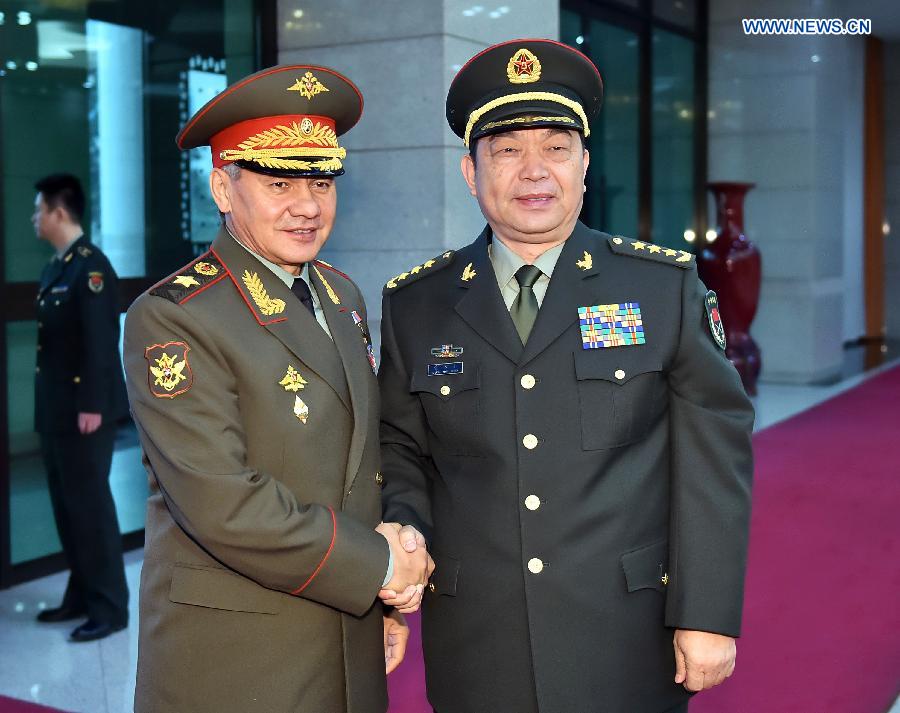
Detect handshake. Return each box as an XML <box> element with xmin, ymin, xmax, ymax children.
<box><xmin>376</xmin><ymin>522</ymin><xmax>435</xmax><ymax>613</ymax></box>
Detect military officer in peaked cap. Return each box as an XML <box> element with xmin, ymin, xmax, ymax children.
<box><xmin>124</xmin><ymin>65</ymin><xmax>432</xmax><ymax>713</ymax></box>
<box><xmin>379</xmin><ymin>39</ymin><xmax>754</xmax><ymax>713</ymax></box>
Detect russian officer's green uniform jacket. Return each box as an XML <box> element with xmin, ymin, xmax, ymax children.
<box><xmin>379</xmin><ymin>222</ymin><xmax>755</xmax><ymax>713</ymax></box>
<box><xmin>125</xmin><ymin>229</ymin><xmax>389</xmax><ymax>713</ymax></box>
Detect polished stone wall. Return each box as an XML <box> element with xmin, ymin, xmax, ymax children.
<box><xmin>277</xmin><ymin>1</ymin><xmax>559</xmax><ymax>347</ymax></box>
<box><xmin>708</xmin><ymin>0</ymin><xmax>866</xmax><ymax>383</ymax></box>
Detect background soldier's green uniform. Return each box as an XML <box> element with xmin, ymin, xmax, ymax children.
<box><xmin>35</xmin><ymin>234</ymin><xmax>129</xmax><ymax>628</ymax></box>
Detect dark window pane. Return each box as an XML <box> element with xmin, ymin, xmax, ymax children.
<box><xmin>654</xmin><ymin>0</ymin><xmax>696</xmax><ymax>30</ymax></box>
<box><xmin>651</xmin><ymin>28</ymin><xmax>695</xmax><ymax>249</ymax></box>
<box><xmin>583</xmin><ymin>19</ymin><xmax>640</xmax><ymax>237</ymax></box>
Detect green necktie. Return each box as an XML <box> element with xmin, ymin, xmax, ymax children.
<box><xmin>511</xmin><ymin>264</ymin><xmax>543</xmax><ymax>344</ymax></box>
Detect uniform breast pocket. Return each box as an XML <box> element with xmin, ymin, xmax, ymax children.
<box><xmin>574</xmin><ymin>350</ymin><xmax>666</xmax><ymax>450</ymax></box>
<box><xmin>409</xmin><ymin>363</ymin><xmax>482</xmax><ymax>456</ymax></box>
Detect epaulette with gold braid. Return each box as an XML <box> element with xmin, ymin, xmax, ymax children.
<box><xmin>606</xmin><ymin>236</ymin><xmax>695</xmax><ymax>268</ymax></box>
<box><xmin>383</xmin><ymin>250</ymin><xmax>456</xmax><ymax>294</ymax></box>
<box><xmin>150</xmin><ymin>253</ymin><xmax>226</xmax><ymax>304</ymax></box>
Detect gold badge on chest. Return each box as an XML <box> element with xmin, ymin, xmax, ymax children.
<box><xmin>293</xmin><ymin>396</ymin><xmax>310</xmax><ymax>424</ymax></box>
<box><xmin>279</xmin><ymin>365</ymin><xmax>310</xmax><ymax>424</ymax></box>
<box><xmin>279</xmin><ymin>364</ymin><xmax>307</xmax><ymax>392</ymax></box>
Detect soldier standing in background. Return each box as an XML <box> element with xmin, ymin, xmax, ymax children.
<box><xmin>32</xmin><ymin>173</ymin><xmax>130</xmax><ymax>642</ymax></box>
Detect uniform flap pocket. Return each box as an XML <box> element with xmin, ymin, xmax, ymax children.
<box><xmin>410</xmin><ymin>363</ymin><xmax>480</xmax><ymax>399</ymax></box>
<box><xmin>427</xmin><ymin>554</ymin><xmax>460</xmax><ymax>597</ymax></box>
<box><xmin>169</xmin><ymin>564</ymin><xmax>281</xmax><ymax>614</ymax></box>
<box><xmin>620</xmin><ymin>540</ymin><xmax>668</xmax><ymax>593</ymax></box>
<box><xmin>574</xmin><ymin>350</ymin><xmax>662</xmax><ymax>384</ymax></box>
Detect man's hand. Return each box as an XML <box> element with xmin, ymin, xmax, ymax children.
<box><xmin>376</xmin><ymin>523</ymin><xmax>434</xmax><ymax>613</ymax></box>
<box><xmin>383</xmin><ymin>609</ymin><xmax>409</xmax><ymax>674</ymax></box>
<box><xmin>673</xmin><ymin>629</ymin><xmax>736</xmax><ymax>691</ymax></box>
<box><xmin>77</xmin><ymin>412</ymin><xmax>102</xmax><ymax>435</ymax></box>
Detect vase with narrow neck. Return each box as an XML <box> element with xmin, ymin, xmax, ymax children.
<box><xmin>697</xmin><ymin>182</ymin><xmax>762</xmax><ymax>395</ymax></box>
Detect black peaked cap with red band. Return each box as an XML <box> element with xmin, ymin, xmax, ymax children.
<box><xmin>446</xmin><ymin>38</ymin><xmax>603</xmax><ymax>148</ymax></box>
<box><xmin>176</xmin><ymin>64</ymin><xmax>363</xmax><ymax>178</ymax></box>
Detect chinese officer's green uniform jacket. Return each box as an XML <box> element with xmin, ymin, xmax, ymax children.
<box><xmin>379</xmin><ymin>222</ymin><xmax>755</xmax><ymax>713</ymax></box>
<box><xmin>125</xmin><ymin>229</ymin><xmax>389</xmax><ymax>713</ymax></box>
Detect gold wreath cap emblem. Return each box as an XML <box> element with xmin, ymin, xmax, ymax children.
<box><xmin>507</xmin><ymin>48</ymin><xmax>542</xmax><ymax>84</ymax></box>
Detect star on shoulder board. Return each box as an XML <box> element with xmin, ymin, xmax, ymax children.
<box><xmin>384</xmin><ymin>250</ymin><xmax>456</xmax><ymax>293</ymax></box>
<box><xmin>606</xmin><ymin>236</ymin><xmax>695</xmax><ymax>268</ymax></box>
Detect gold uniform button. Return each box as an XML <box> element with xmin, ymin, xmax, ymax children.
<box><xmin>612</xmin><ymin>237</ymin><xmax>623</xmax><ymax>245</ymax></box>
<box><xmin>429</xmin><ymin>582</ymin><xmax>436</xmax><ymax>593</ymax></box>
<box><xmin>524</xmin><ymin>495</ymin><xmax>541</xmax><ymax>511</ymax></box>
<box><xmin>440</xmin><ymin>385</ymin><xmax>451</xmax><ymax>396</ymax></box>
<box><xmin>520</xmin><ymin>374</ymin><xmax>536</xmax><ymax>389</ymax></box>
<box><xmin>39</xmin><ymin>300</ymin><xmax>45</xmax><ymax>307</ymax></box>
<box><xmin>35</xmin><ymin>367</ymin><xmax>40</xmax><ymax>374</ymax></box>
<box><xmin>73</xmin><ymin>376</ymin><xmax>81</xmax><ymax>384</ymax></box>
<box><xmin>522</xmin><ymin>434</ymin><xmax>538</xmax><ymax>450</ymax></box>
<box><xmin>374</xmin><ymin>472</ymin><xmax>383</xmax><ymax>485</ymax></box>
<box><xmin>527</xmin><ymin>558</ymin><xmax>544</xmax><ymax>574</ymax></box>
<box><xmin>54</xmin><ymin>300</ymin><xmax>60</xmax><ymax>306</ymax></box>
<box><xmin>614</xmin><ymin>369</ymin><xmax>626</xmax><ymax>380</ymax></box>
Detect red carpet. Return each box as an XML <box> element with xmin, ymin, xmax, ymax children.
<box><xmin>0</xmin><ymin>697</ymin><xmax>70</xmax><ymax>713</ymax></box>
<box><xmin>388</xmin><ymin>367</ymin><xmax>900</xmax><ymax>713</ymax></box>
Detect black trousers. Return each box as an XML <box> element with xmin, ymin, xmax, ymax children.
<box><xmin>40</xmin><ymin>424</ymin><xmax>128</xmax><ymax>625</ymax></box>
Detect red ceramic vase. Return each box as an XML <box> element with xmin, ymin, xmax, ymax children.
<box><xmin>697</xmin><ymin>182</ymin><xmax>762</xmax><ymax>395</ymax></box>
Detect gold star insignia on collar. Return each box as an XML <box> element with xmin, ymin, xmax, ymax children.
<box><xmin>576</xmin><ymin>251</ymin><xmax>593</xmax><ymax>271</ymax></box>
<box><xmin>664</xmin><ymin>249</ymin><xmax>677</xmax><ymax>257</ymax></box>
<box><xmin>173</xmin><ymin>275</ymin><xmax>200</xmax><ymax>288</ymax></box>
<box><xmin>648</xmin><ymin>244</ymin><xmax>662</xmax><ymax>254</ymax></box>
<box><xmin>631</xmin><ymin>241</ymin><xmax>647</xmax><ymax>250</ymax></box>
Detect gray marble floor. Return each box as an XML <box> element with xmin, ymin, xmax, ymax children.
<box><xmin>0</xmin><ymin>364</ymin><xmax>898</xmax><ymax>713</ymax></box>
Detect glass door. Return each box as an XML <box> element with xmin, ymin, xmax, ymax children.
<box><xmin>0</xmin><ymin>0</ymin><xmax>263</xmax><ymax>585</ymax></box>
<box><xmin>562</xmin><ymin>10</ymin><xmax>641</xmax><ymax>237</ymax></box>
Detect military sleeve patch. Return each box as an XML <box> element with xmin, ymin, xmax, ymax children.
<box><xmin>384</xmin><ymin>250</ymin><xmax>456</xmax><ymax>294</ymax></box>
<box><xmin>606</xmin><ymin>236</ymin><xmax>694</xmax><ymax>268</ymax></box>
<box><xmin>145</xmin><ymin>341</ymin><xmax>193</xmax><ymax>398</ymax></box>
<box><xmin>87</xmin><ymin>271</ymin><xmax>104</xmax><ymax>293</ymax></box>
<box><xmin>705</xmin><ymin>290</ymin><xmax>727</xmax><ymax>350</ymax></box>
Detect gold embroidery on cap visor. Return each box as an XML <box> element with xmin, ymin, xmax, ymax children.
<box><xmin>479</xmin><ymin>115</ymin><xmax>576</xmax><ymax>133</ymax></box>
<box><xmin>464</xmin><ymin>92</ymin><xmax>590</xmax><ymax>147</ymax></box>
<box><xmin>219</xmin><ymin>120</ymin><xmax>347</xmax><ymax>172</ymax></box>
